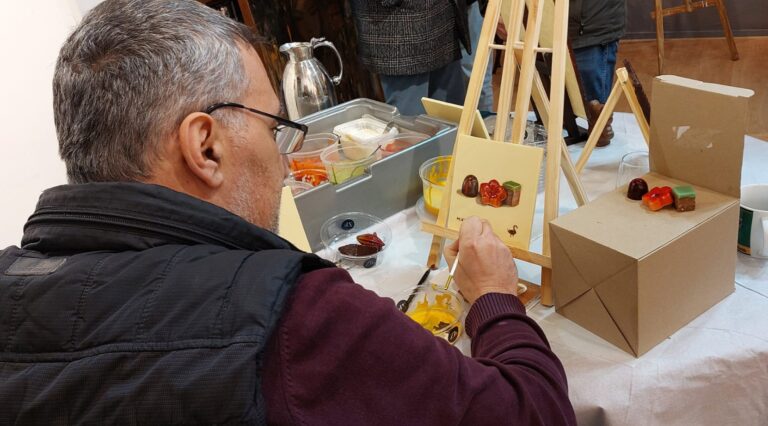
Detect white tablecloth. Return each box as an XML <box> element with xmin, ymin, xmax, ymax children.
<box><xmin>329</xmin><ymin>113</ymin><xmax>768</xmax><ymax>426</ymax></box>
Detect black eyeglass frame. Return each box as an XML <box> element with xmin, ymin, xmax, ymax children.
<box><xmin>202</xmin><ymin>102</ymin><xmax>308</xmax><ymax>154</ymax></box>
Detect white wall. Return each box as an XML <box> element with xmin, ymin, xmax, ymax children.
<box><xmin>0</xmin><ymin>1</ymin><xmax>84</xmax><ymax>247</ymax></box>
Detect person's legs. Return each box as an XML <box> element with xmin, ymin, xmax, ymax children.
<box><xmin>461</xmin><ymin>2</ymin><xmax>494</xmax><ymax>111</ymax></box>
<box><xmin>428</xmin><ymin>60</ymin><xmax>466</xmax><ymax>107</ymax></box>
<box><xmin>378</xmin><ymin>73</ymin><xmax>430</xmax><ymax>116</ymax></box>
<box><xmin>599</xmin><ymin>41</ymin><xmax>618</xmax><ymax>102</ymax></box>
<box><xmin>572</xmin><ymin>45</ymin><xmax>603</xmax><ymax>103</ymax></box>
<box><xmin>573</xmin><ymin>42</ymin><xmax>618</xmax><ymax>146</ymax></box>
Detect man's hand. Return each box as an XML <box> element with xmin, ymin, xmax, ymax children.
<box><xmin>444</xmin><ymin>216</ymin><xmax>519</xmax><ymax>304</ymax></box>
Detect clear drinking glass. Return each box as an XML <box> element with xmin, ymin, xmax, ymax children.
<box><xmin>524</xmin><ymin>122</ymin><xmax>547</xmax><ymax>193</ymax></box>
<box><xmin>616</xmin><ymin>151</ymin><xmax>650</xmax><ymax>188</ymax></box>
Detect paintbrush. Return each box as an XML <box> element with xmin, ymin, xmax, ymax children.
<box><xmin>397</xmin><ymin>268</ymin><xmax>432</xmax><ymax>313</ymax></box>
<box><xmin>442</xmin><ymin>253</ymin><xmax>460</xmax><ymax>291</ymax></box>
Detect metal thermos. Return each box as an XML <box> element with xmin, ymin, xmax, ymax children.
<box><xmin>279</xmin><ymin>37</ymin><xmax>343</xmax><ymax>120</ymax></box>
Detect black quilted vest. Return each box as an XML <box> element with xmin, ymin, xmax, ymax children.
<box><xmin>0</xmin><ymin>182</ymin><xmax>331</xmax><ymax>425</ymax></box>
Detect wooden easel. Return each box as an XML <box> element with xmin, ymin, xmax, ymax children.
<box><xmin>421</xmin><ymin>0</ymin><xmax>582</xmax><ymax>307</ymax></box>
<box><xmin>574</xmin><ymin>60</ymin><xmax>652</xmax><ymax>173</ymax></box>
<box><xmin>652</xmin><ymin>0</ymin><xmax>739</xmax><ymax>75</ymax></box>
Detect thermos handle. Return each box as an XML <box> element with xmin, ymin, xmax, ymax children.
<box><xmin>311</xmin><ymin>37</ymin><xmax>343</xmax><ymax>85</ymax></box>
<box><xmin>762</xmin><ymin>217</ymin><xmax>768</xmax><ymax>256</ymax></box>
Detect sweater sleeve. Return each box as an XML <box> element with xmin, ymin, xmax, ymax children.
<box><xmin>262</xmin><ymin>268</ymin><xmax>576</xmax><ymax>425</ymax></box>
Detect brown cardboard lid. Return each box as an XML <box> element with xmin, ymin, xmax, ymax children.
<box><xmin>550</xmin><ymin>173</ymin><xmax>737</xmax><ymax>260</ymax></box>
<box><xmin>650</xmin><ymin>76</ymin><xmax>753</xmax><ymax>199</ymax></box>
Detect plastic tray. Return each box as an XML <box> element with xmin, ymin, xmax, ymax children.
<box><xmin>294</xmin><ymin>98</ymin><xmax>456</xmax><ymax>251</ymax></box>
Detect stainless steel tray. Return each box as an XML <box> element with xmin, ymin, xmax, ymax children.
<box><xmin>293</xmin><ymin>98</ymin><xmax>456</xmax><ymax>251</ymax></box>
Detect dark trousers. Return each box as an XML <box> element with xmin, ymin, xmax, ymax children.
<box><xmin>573</xmin><ymin>41</ymin><xmax>618</xmax><ymax>103</ymax></box>
<box><xmin>379</xmin><ymin>60</ymin><xmax>465</xmax><ymax>116</ymax></box>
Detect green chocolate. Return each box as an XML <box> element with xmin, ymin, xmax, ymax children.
<box><xmin>502</xmin><ymin>181</ymin><xmax>521</xmax><ymax>191</ymax></box>
<box><xmin>503</xmin><ymin>181</ymin><xmax>522</xmax><ymax>207</ymax></box>
<box><xmin>672</xmin><ymin>185</ymin><xmax>696</xmax><ymax>212</ymax></box>
<box><xmin>672</xmin><ymin>185</ymin><xmax>695</xmax><ymax>200</ymax></box>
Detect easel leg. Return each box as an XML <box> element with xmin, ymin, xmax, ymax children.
<box><xmin>617</xmin><ymin>68</ymin><xmax>651</xmax><ymax>144</ymax></box>
<box><xmin>541</xmin><ymin>267</ymin><xmax>553</xmax><ymax>306</ymax></box>
<box><xmin>529</xmin><ymin>70</ymin><xmax>589</xmax><ymax>206</ymax></box>
<box><xmin>715</xmin><ymin>0</ymin><xmax>739</xmax><ymax>61</ymax></box>
<box><xmin>575</xmin><ymin>79</ymin><xmax>622</xmax><ymax>173</ymax></box>
<box><xmin>654</xmin><ymin>0</ymin><xmax>665</xmax><ymax>75</ymax></box>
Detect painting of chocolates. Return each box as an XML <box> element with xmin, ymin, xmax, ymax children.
<box><xmin>446</xmin><ymin>135</ymin><xmax>544</xmax><ymax>250</ymax></box>
<box><xmin>460</xmin><ymin>176</ymin><xmax>522</xmax><ymax>208</ymax></box>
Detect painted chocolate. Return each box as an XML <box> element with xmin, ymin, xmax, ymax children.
<box><xmin>461</xmin><ymin>174</ymin><xmax>479</xmax><ymax>197</ymax></box>
<box><xmin>502</xmin><ymin>180</ymin><xmax>522</xmax><ymax>207</ymax></box>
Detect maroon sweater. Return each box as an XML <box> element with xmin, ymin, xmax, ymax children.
<box><xmin>263</xmin><ymin>268</ymin><xmax>576</xmax><ymax>425</ymax></box>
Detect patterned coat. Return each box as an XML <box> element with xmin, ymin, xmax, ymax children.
<box><xmin>349</xmin><ymin>0</ymin><xmax>472</xmax><ymax>76</ymax></box>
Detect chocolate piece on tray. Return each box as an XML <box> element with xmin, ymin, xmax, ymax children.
<box><xmin>642</xmin><ymin>186</ymin><xmax>673</xmax><ymax>211</ymax></box>
<box><xmin>356</xmin><ymin>232</ymin><xmax>385</xmax><ymax>250</ymax></box>
<box><xmin>502</xmin><ymin>181</ymin><xmax>522</xmax><ymax>207</ymax></box>
<box><xmin>627</xmin><ymin>178</ymin><xmax>649</xmax><ymax>200</ymax></box>
<box><xmin>672</xmin><ymin>185</ymin><xmax>696</xmax><ymax>212</ymax></box>
<box><xmin>338</xmin><ymin>244</ymin><xmax>379</xmax><ymax>257</ymax></box>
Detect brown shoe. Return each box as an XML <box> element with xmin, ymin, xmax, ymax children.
<box><xmin>587</xmin><ymin>100</ymin><xmax>613</xmax><ymax>147</ymax></box>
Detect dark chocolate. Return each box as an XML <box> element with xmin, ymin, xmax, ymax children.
<box><xmin>338</xmin><ymin>244</ymin><xmax>380</xmax><ymax>257</ymax></box>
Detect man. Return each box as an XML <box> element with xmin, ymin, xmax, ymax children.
<box><xmin>0</xmin><ymin>0</ymin><xmax>575</xmax><ymax>424</ymax></box>
<box><xmin>349</xmin><ymin>0</ymin><xmax>475</xmax><ymax>116</ymax></box>
<box><xmin>569</xmin><ymin>0</ymin><xmax>626</xmax><ymax>147</ymax></box>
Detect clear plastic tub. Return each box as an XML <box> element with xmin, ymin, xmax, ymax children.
<box><xmin>287</xmin><ymin>133</ymin><xmax>339</xmax><ymax>173</ymax></box>
<box><xmin>395</xmin><ymin>283</ymin><xmax>465</xmax><ymax>344</ymax></box>
<box><xmin>379</xmin><ymin>133</ymin><xmax>429</xmax><ymax>157</ymax></box>
<box><xmin>320</xmin><ymin>212</ymin><xmax>392</xmax><ymax>268</ymax></box>
<box><xmin>320</xmin><ymin>145</ymin><xmax>380</xmax><ymax>184</ymax></box>
<box><xmin>418</xmin><ymin>156</ymin><xmax>452</xmax><ymax>216</ymax></box>
<box><xmin>286</xmin><ymin>168</ymin><xmax>329</xmax><ymax>187</ymax></box>
<box><xmin>334</xmin><ymin>117</ymin><xmax>397</xmax><ymax>160</ymax></box>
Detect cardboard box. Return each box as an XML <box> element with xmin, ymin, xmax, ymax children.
<box><xmin>550</xmin><ymin>76</ymin><xmax>754</xmax><ymax>356</ymax></box>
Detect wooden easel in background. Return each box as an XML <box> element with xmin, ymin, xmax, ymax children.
<box><xmin>652</xmin><ymin>0</ymin><xmax>739</xmax><ymax>75</ymax></box>
<box><xmin>574</xmin><ymin>60</ymin><xmax>652</xmax><ymax>173</ymax></box>
<box><xmin>421</xmin><ymin>0</ymin><xmax>584</xmax><ymax>307</ymax></box>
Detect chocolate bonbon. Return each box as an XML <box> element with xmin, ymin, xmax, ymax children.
<box><xmin>627</xmin><ymin>178</ymin><xmax>649</xmax><ymax>200</ymax></box>
<box><xmin>672</xmin><ymin>185</ymin><xmax>696</xmax><ymax>212</ymax></box>
<box><xmin>642</xmin><ymin>186</ymin><xmax>673</xmax><ymax>211</ymax></box>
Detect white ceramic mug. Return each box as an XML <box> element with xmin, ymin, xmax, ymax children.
<box><xmin>738</xmin><ymin>184</ymin><xmax>768</xmax><ymax>258</ymax></box>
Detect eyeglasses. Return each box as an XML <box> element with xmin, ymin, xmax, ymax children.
<box><xmin>202</xmin><ymin>102</ymin><xmax>308</xmax><ymax>154</ymax></box>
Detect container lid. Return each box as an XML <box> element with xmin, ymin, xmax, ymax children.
<box><xmin>333</xmin><ymin>117</ymin><xmax>398</xmax><ymax>146</ymax></box>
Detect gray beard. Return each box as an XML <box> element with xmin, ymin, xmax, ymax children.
<box><xmin>229</xmin><ymin>173</ymin><xmax>281</xmax><ymax>234</ymax></box>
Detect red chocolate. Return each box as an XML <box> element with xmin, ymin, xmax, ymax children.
<box><xmin>479</xmin><ymin>179</ymin><xmax>508</xmax><ymax>208</ymax></box>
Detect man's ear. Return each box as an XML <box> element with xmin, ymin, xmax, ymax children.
<box><xmin>177</xmin><ymin>112</ymin><xmax>225</xmax><ymax>188</ymax></box>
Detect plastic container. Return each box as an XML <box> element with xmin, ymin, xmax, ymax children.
<box><xmin>320</xmin><ymin>212</ymin><xmax>392</xmax><ymax>268</ymax></box>
<box><xmin>291</xmin><ymin>98</ymin><xmax>455</xmax><ymax>251</ymax></box>
<box><xmin>334</xmin><ymin>117</ymin><xmax>397</xmax><ymax>160</ymax></box>
<box><xmin>418</xmin><ymin>156</ymin><xmax>452</xmax><ymax>216</ymax></box>
<box><xmin>524</xmin><ymin>122</ymin><xmax>547</xmax><ymax>193</ymax></box>
<box><xmin>286</xmin><ymin>168</ymin><xmax>329</xmax><ymax>187</ymax></box>
<box><xmin>395</xmin><ymin>283</ymin><xmax>465</xmax><ymax>344</ymax></box>
<box><xmin>379</xmin><ymin>133</ymin><xmax>429</xmax><ymax>157</ymax></box>
<box><xmin>320</xmin><ymin>145</ymin><xmax>380</xmax><ymax>184</ymax></box>
<box><xmin>283</xmin><ymin>179</ymin><xmax>313</xmax><ymax>196</ymax></box>
<box><xmin>287</xmin><ymin>133</ymin><xmax>339</xmax><ymax>173</ymax></box>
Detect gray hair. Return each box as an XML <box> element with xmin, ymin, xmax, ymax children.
<box><xmin>54</xmin><ymin>0</ymin><xmax>256</xmax><ymax>183</ymax></box>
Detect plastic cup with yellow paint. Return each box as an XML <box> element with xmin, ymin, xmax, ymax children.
<box><xmin>418</xmin><ymin>155</ymin><xmax>452</xmax><ymax>217</ymax></box>
<box><xmin>396</xmin><ymin>283</ymin><xmax>465</xmax><ymax>345</ymax></box>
